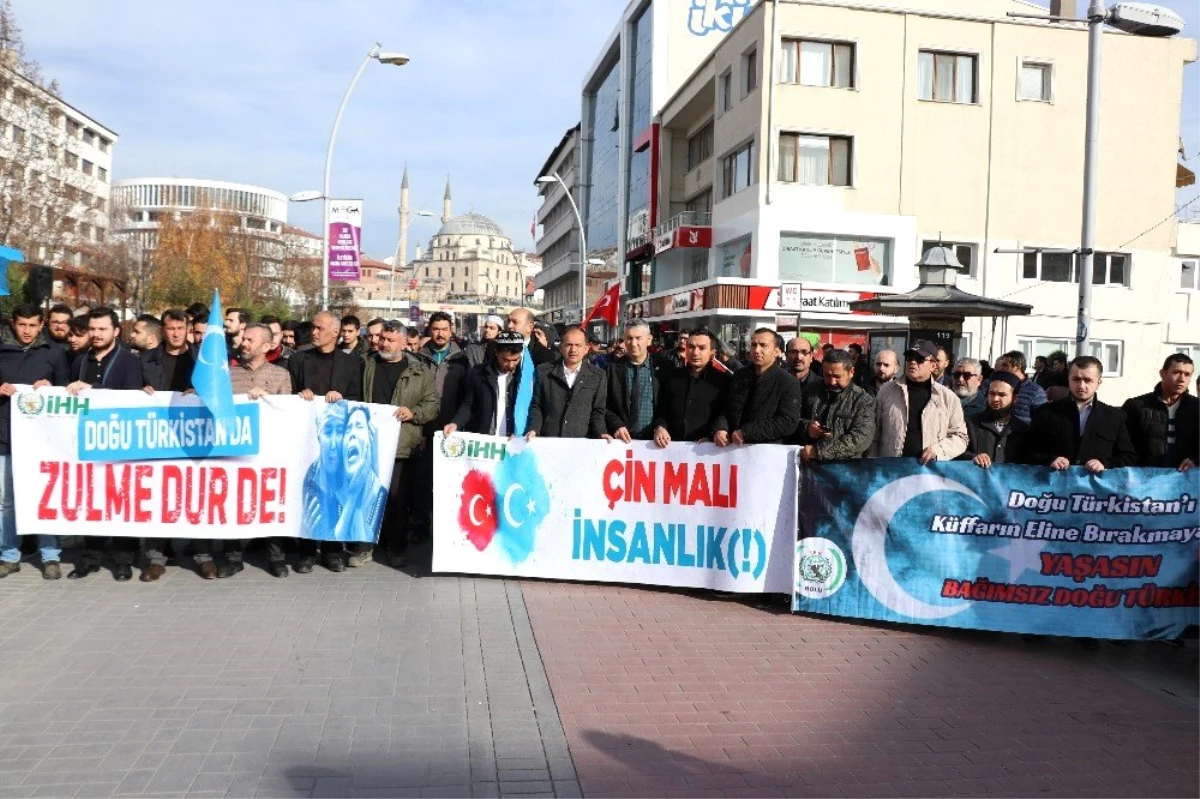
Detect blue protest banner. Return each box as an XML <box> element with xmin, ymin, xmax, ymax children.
<box><xmin>793</xmin><ymin>460</ymin><xmax>1199</xmax><ymax>640</ymax></box>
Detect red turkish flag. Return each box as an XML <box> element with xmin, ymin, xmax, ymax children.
<box><xmin>583</xmin><ymin>282</ymin><xmax>620</xmax><ymax>327</ymax></box>
<box><xmin>458</xmin><ymin>469</ymin><xmax>497</xmax><ymax>551</ymax></box>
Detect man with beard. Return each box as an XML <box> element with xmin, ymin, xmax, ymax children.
<box><xmin>46</xmin><ymin>304</ymin><xmax>72</xmax><ymax>348</ymax></box>
<box><xmin>365</xmin><ymin>318</ymin><xmax>385</xmax><ymax>353</ymax></box>
<box><xmin>259</xmin><ymin>315</ymin><xmax>294</xmax><ymax>367</ymax></box>
<box><xmin>289</xmin><ymin>311</ymin><xmax>363</xmax><ymax>572</ymax></box>
<box><xmin>865</xmin><ymin>349</ymin><xmax>899</xmax><ymax>397</ymax></box>
<box><xmin>224</xmin><ymin>307</ymin><xmax>250</xmax><ymax>357</ymax></box>
<box><xmin>962</xmin><ymin>371</ymin><xmax>1028</xmax><ymax>467</ymax></box>
<box><xmin>65</xmin><ymin>316</ymin><xmax>90</xmax><ymax>369</ymax></box>
<box><xmin>356</xmin><ymin>321</ymin><xmax>438</xmax><ymax>569</ymax></box>
<box><xmin>0</xmin><ymin>304</ymin><xmax>70</xmax><ymax>580</ymax></box>
<box><xmin>794</xmin><ymin>349</ymin><xmax>875</xmax><ymax>461</ymax></box>
<box><xmin>651</xmin><ymin>328</ymin><xmax>729</xmax><ymax>446</ymax></box>
<box><xmin>205</xmin><ymin>324</ymin><xmax>293</xmax><ymax>579</ymax></box>
<box><xmin>1123</xmin><ymin>353</ymin><xmax>1198</xmax><ymax>471</ymax></box>
<box><xmin>783</xmin><ymin>336</ymin><xmax>821</xmax><ymax>395</ymax></box>
<box><xmin>604</xmin><ymin>320</ymin><xmax>670</xmax><ymax>442</ymax></box>
<box><xmin>994</xmin><ymin>350</ymin><xmax>1047</xmax><ymax>425</ymax></box>
<box><xmin>66</xmin><ymin>308</ymin><xmax>144</xmax><ymax>581</ymax></box>
<box><xmin>715</xmin><ymin>329</ymin><xmax>803</xmax><ymax>446</ymax></box>
<box><xmin>446</xmin><ymin>331</ymin><xmax>528</xmax><ymax>437</ymax></box>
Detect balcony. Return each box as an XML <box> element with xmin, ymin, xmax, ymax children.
<box><xmin>651</xmin><ymin>211</ymin><xmax>713</xmax><ymax>255</ymax></box>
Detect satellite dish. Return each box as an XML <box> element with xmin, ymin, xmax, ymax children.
<box><xmin>1107</xmin><ymin>3</ymin><xmax>1185</xmax><ymax>37</ymax></box>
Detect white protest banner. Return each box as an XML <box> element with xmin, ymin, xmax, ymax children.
<box><xmin>432</xmin><ymin>433</ymin><xmax>797</xmax><ymax>592</ymax></box>
<box><xmin>11</xmin><ymin>388</ymin><xmax>401</xmax><ymax>541</ymax></box>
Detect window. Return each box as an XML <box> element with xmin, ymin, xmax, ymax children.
<box><xmin>1022</xmin><ymin>250</ymin><xmax>1128</xmax><ymax>285</ymax></box>
<box><xmin>778</xmin><ymin>133</ymin><xmax>851</xmax><ymax>186</ymax></box>
<box><xmin>721</xmin><ymin>140</ymin><xmax>754</xmax><ymax>198</ymax></box>
<box><xmin>10</xmin><ymin>124</ymin><xmax>24</xmax><ymax>145</ymax></box>
<box><xmin>719</xmin><ymin>69</ymin><xmax>733</xmax><ymax>113</ymax></box>
<box><xmin>686</xmin><ymin>120</ymin><xmax>714</xmax><ymax>170</ymax></box>
<box><xmin>1018</xmin><ymin>337</ymin><xmax>1124</xmax><ymax>377</ymax></box>
<box><xmin>780</xmin><ymin>39</ymin><xmax>854</xmax><ymax>88</ymax></box>
<box><xmin>779</xmin><ymin>232</ymin><xmax>891</xmax><ymax>286</ymax></box>
<box><xmin>82</xmin><ymin>129</ymin><xmax>95</xmax><ymax>146</ymax></box>
<box><xmin>81</xmin><ymin>159</ymin><xmax>94</xmax><ymax>176</ymax></box>
<box><xmin>1019</xmin><ymin>61</ymin><xmax>1052</xmax><ymax>102</ymax></box>
<box><xmin>1182</xmin><ymin>260</ymin><xmax>1199</xmax><ymax>291</ymax></box>
<box><xmin>921</xmin><ymin>239</ymin><xmax>976</xmax><ymax>277</ymax></box>
<box><xmin>66</xmin><ymin>119</ymin><xmax>81</xmax><ymax>136</ymax></box>
<box><xmin>98</xmin><ymin>137</ymin><xmax>111</xmax><ymax>153</ymax></box>
<box><xmin>685</xmin><ymin>190</ymin><xmax>712</xmax><ymax>215</ymax></box>
<box><xmin>742</xmin><ymin>48</ymin><xmax>758</xmax><ymax>96</ymax></box>
<box><xmin>98</xmin><ymin>166</ymin><xmax>108</xmax><ymax>182</ymax></box>
<box><xmin>918</xmin><ymin>51</ymin><xmax>977</xmax><ymax>103</ymax></box>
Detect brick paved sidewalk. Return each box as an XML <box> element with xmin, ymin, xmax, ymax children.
<box><xmin>0</xmin><ymin>544</ymin><xmax>578</xmax><ymax>799</ymax></box>
<box><xmin>522</xmin><ymin>581</ymin><xmax>1199</xmax><ymax>799</ymax></box>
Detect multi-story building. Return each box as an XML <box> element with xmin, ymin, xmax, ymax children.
<box><xmin>610</xmin><ymin>0</ymin><xmax>1195</xmax><ymax>402</ymax></box>
<box><xmin>112</xmin><ymin>178</ymin><xmax>288</xmax><ymax>307</ymax></box>
<box><xmin>562</xmin><ymin>0</ymin><xmax>759</xmax><ymax>331</ymax></box>
<box><xmin>0</xmin><ymin>51</ymin><xmax>117</xmax><ymax>267</ymax></box>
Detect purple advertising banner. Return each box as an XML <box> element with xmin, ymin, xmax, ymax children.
<box><xmin>328</xmin><ymin>200</ymin><xmax>363</xmax><ymax>282</ymax></box>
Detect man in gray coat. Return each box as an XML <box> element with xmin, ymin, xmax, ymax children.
<box><xmin>526</xmin><ymin>326</ymin><xmax>607</xmax><ymax>439</ymax></box>
<box><xmin>794</xmin><ymin>349</ymin><xmax>876</xmax><ymax>462</ymax></box>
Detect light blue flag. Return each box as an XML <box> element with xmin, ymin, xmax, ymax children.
<box><xmin>512</xmin><ymin>344</ymin><xmax>535</xmax><ymax>436</ymax></box>
<box><xmin>0</xmin><ymin>245</ymin><xmax>26</xmax><ymax>296</ymax></box>
<box><xmin>193</xmin><ymin>289</ymin><xmax>235</xmax><ymax>422</ymax></box>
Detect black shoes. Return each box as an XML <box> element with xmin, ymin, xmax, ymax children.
<box><xmin>324</xmin><ymin>555</ymin><xmax>346</xmax><ymax>573</ymax></box>
<box><xmin>68</xmin><ymin>563</ymin><xmax>100</xmax><ymax>580</ymax></box>
<box><xmin>114</xmin><ymin>564</ymin><xmax>133</xmax><ymax>582</ymax></box>
<box><xmin>294</xmin><ymin>557</ymin><xmax>315</xmax><ymax>574</ymax></box>
<box><xmin>217</xmin><ymin>562</ymin><xmax>244</xmax><ymax>579</ymax></box>
<box><xmin>269</xmin><ymin>561</ymin><xmax>289</xmax><ymax>578</ymax></box>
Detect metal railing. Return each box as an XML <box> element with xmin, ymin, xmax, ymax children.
<box><xmin>651</xmin><ymin>210</ymin><xmax>712</xmax><ymax>242</ymax></box>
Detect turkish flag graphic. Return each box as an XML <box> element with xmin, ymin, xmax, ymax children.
<box><xmin>458</xmin><ymin>469</ymin><xmax>498</xmax><ymax>551</ymax></box>
<box><xmin>583</xmin><ymin>282</ymin><xmax>620</xmax><ymax>327</ymax></box>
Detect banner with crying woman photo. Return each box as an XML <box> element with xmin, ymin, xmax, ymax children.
<box><xmin>11</xmin><ymin>387</ymin><xmax>401</xmax><ymax>541</ymax></box>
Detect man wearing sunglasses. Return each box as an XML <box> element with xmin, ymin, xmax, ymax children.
<box><xmin>869</xmin><ymin>339</ymin><xmax>968</xmax><ymax>463</ymax></box>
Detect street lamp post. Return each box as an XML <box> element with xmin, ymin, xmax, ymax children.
<box><xmin>1075</xmin><ymin>1</ymin><xmax>1183</xmax><ymax>355</ymax></box>
<box><xmin>536</xmin><ymin>172</ymin><xmax>588</xmax><ymax>324</ymax></box>
<box><xmin>390</xmin><ymin>208</ymin><xmax>432</xmax><ymax>315</ymax></box>
<box><xmin>320</xmin><ymin>43</ymin><xmax>409</xmax><ymax>311</ymax></box>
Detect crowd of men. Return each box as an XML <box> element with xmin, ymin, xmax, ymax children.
<box><xmin>0</xmin><ymin>301</ymin><xmax>1195</xmax><ymax>583</ymax></box>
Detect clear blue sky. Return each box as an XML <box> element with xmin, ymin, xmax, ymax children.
<box><xmin>14</xmin><ymin>0</ymin><xmax>625</xmax><ymax>259</ymax></box>
<box><xmin>14</xmin><ymin>0</ymin><xmax>1199</xmax><ymax>258</ymax></box>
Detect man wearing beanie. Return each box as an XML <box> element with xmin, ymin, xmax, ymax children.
<box><xmin>962</xmin><ymin>370</ymin><xmax>1029</xmax><ymax>467</ymax></box>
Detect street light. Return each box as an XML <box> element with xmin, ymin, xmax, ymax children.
<box><xmin>390</xmin><ymin>208</ymin><xmax>433</xmax><ymax>314</ymax></box>
<box><xmin>320</xmin><ymin>43</ymin><xmax>409</xmax><ymax>311</ymax></box>
<box><xmin>536</xmin><ymin>172</ymin><xmax>595</xmax><ymax>324</ymax></box>
<box><xmin>1075</xmin><ymin>1</ymin><xmax>1183</xmax><ymax>354</ymax></box>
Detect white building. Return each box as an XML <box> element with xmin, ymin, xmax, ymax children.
<box><xmin>588</xmin><ymin>0</ymin><xmax>1194</xmax><ymax>403</ymax></box>
<box><xmin>0</xmin><ymin>52</ymin><xmax>117</xmax><ymax>266</ymax></box>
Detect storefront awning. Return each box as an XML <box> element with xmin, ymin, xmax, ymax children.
<box><xmin>1178</xmin><ymin>162</ymin><xmax>1196</xmax><ymax>188</ymax></box>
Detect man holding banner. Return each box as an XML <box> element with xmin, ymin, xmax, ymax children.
<box><xmin>353</xmin><ymin>321</ymin><xmax>439</xmax><ymax>569</ymax></box>
<box><xmin>66</xmin><ymin>308</ymin><xmax>146</xmax><ymax>581</ymax></box>
<box><xmin>1028</xmin><ymin>356</ymin><xmax>1136</xmax><ymax>473</ymax></box>
<box><xmin>446</xmin><ymin>332</ymin><xmax>528</xmax><ymax>438</ymax></box>
<box><xmin>288</xmin><ymin>311</ymin><xmax>363</xmax><ymax>573</ymax></box>
<box><xmin>0</xmin><ymin>304</ymin><xmax>70</xmax><ymax>580</ymax></box>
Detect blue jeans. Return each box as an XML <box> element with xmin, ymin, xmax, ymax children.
<box><xmin>0</xmin><ymin>454</ymin><xmax>60</xmax><ymax>564</ymax></box>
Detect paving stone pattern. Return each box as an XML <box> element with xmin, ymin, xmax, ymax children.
<box><xmin>0</xmin><ymin>547</ymin><xmax>578</xmax><ymax>799</ymax></box>
<box><xmin>522</xmin><ymin>581</ymin><xmax>1200</xmax><ymax>799</ymax></box>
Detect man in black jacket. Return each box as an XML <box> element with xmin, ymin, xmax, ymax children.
<box><xmin>1123</xmin><ymin>353</ymin><xmax>1198</xmax><ymax>471</ymax></box>
<box><xmin>506</xmin><ymin>307</ymin><xmax>556</xmax><ymax>367</ymax></box>
<box><xmin>67</xmin><ymin>308</ymin><xmax>145</xmax><ymax>581</ymax></box>
<box><xmin>652</xmin><ymin>328</ymin><xmax>730</xmax><ymax>446</ymax></box>
<box><xmin>445</xmin><ymin>332</ymin><xmax>527</xmax><ymax>436</ymax></box>
<box><xmin>0</xmin><ymin>304</ymin><xmax>70</xmax><ymax>580</ymax></box>
<box><xmin>289</xmin><ymin>311</ymin><xmax>363</xmax><ymax>573</ymax></box>
<box><xmin>1027</xmin><ymin>356</ymin><xmax>1136</xmax><ymax>473</ymax></box>
<box><xmin>604</xmin><ymin>320</ymin><xmax>670</xmax><ymax>443</ymax></box>
<box><xmin>963</xmin><ymin>371</ymin><xmax>1029</xmax><ymax>468</ymax></box>
<box><xmin>527</xmin><ymin>326</ymin><xmax>608</xmax><ymax>439</ymax></box>
<box><xmin>715</xmin><ymin>328</ymin><xmax>803</xmax><ymax>446</ymax></box>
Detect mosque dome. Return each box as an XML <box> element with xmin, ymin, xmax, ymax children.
<box><xmin>435</xmin><ymin>211</ymin><xmax>509</xmax><ymax>239</ymax></box>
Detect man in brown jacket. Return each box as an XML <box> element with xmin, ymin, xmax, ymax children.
<box><xmin>869</xmin><ymin>339</ymin><xmax>968</xmax><ymax>462</ymax></box>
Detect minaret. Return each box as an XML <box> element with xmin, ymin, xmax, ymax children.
<box><xmin>397</xmin><ymin>164</ymin><xmax>410</xmax><ymax>274</ymax></box>
<box><xmin>442</xmin><ymin>176</ymin><xmax>452</xmax><ymax>224</ymax></box>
